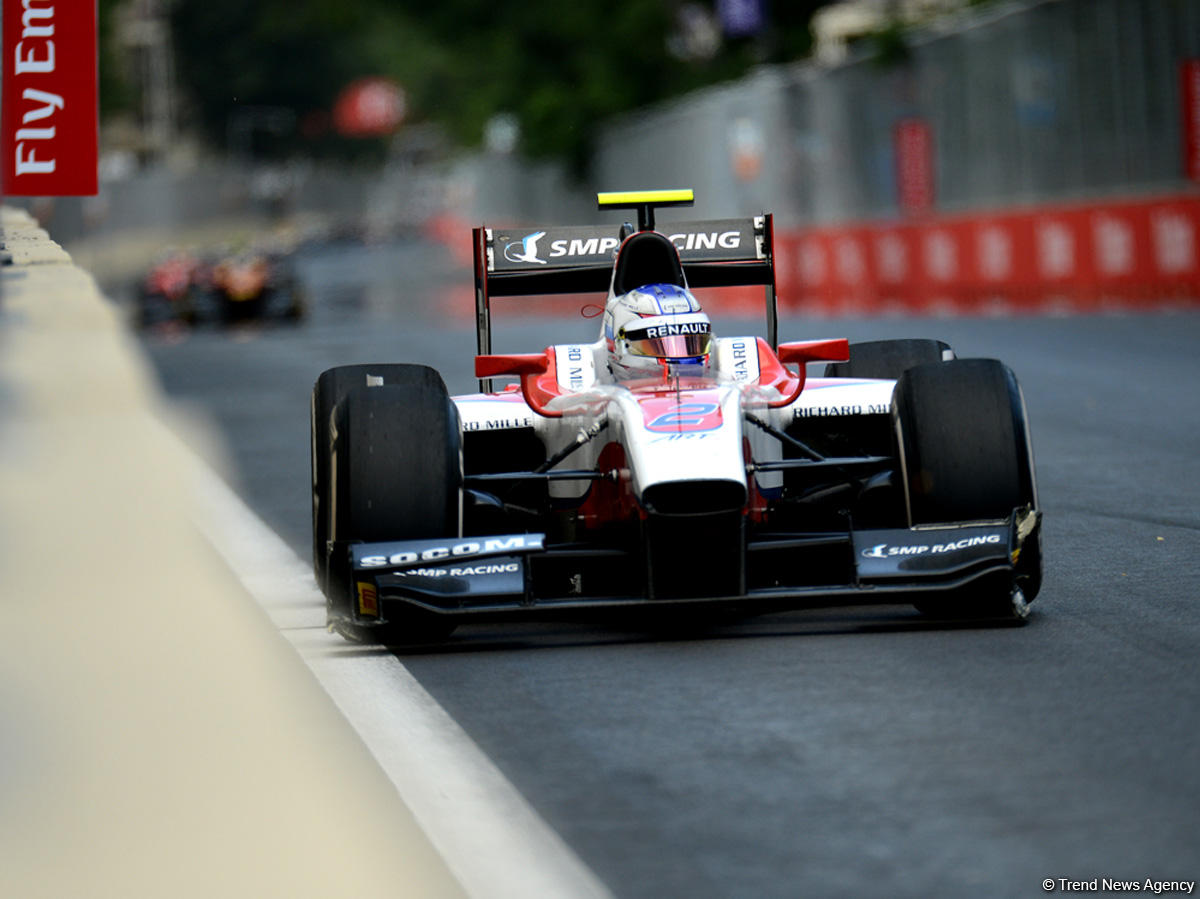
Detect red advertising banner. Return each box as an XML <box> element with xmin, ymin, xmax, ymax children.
<box><xmin>1182</xmin><ymin>60</ymin><xmax>1200</xmax><ymax>184</ymax></box>
<box><xmin>2</xmin><ymin>0</ymin><xmax>98</xmax><ymax>195</ymax></box>
<box><xmin>430</xmin><ymin>193</ymin><xmax>1200</xmax><ymax>321</ymax></box>
<box><xmin>775</xmin><ymin>193</ymin><xmax>1200</xmax><ymax>315</ymax></box>
<box><xmin>894</xmin><ymin>118</ymin><xmax>934</xmax><ymax>216</ymax></box>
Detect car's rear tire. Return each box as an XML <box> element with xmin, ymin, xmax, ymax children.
<box><xmin>326</xmin><ymin>371</ymin><xmax>462</xmax><ymax>644</ymax></box>
<box><xmin>824</xmin><ymin>338</ymin><xmax>954</xmax><ymax>379</ymax></box>
<box><xmin>893</xmin><ymin>358</ymin><xmax>1040</xmax><ymax>621</ymax></box>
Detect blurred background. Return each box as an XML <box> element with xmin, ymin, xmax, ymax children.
<box><xmin>13</xmin><ymin>0</ymin><xmax>1200</xmax><ymax>319</ymax></box>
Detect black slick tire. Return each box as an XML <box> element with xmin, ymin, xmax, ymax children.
<box><xmin>313</xmin><ymin>364</ymin><xmax>435</xmax><ymax>590</ymax></box>
<box><xmin>893</xmin><ymin>358</ymin><xmax>1041</xmax><ymax>621</ymax></box>
<box><xmin>824</xmin><ymin>338</ymin><xmax>953</xmax><ymax>379</ymax></box>
<box><xmin>324</xmin><ymin>367</ymin><xmax>461</xmax><ymax>644</ymax></box>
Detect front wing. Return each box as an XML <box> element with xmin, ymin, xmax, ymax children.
<box><xmin>342</xmin><ymin>515</ymin><xmax>1036</xmax><ymax>625</ymax></box>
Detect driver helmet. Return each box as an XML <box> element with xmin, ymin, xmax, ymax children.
<box><xmin>604</xmin><ymin>283</ymin><xmax>712</xmax><ymax>379</ymax></box>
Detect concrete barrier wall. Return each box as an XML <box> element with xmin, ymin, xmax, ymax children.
<box><xmin>0</xmin><ymin>206</ymin><xmax>463</xmax><ymax>898</ymax></box>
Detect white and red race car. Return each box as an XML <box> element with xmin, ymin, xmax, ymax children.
<box><xmin>311</xmin><ymin>190</ymin><xmax>1041</xmax><ymax>644</ymax></box>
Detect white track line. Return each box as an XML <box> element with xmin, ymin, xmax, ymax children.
<box><xmin>177</xmin><ymin>432</ymin><xmax>613</xmax><ymax>899</ymax></box>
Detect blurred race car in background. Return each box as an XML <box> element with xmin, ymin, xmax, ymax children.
<box><xmin>135</xmin><ymin>248</ymin><xmax>203</xmax><ymax>329</ymax></box>
<box><xmin>135</xmin><ymin>246</ymin><xmax>305</xmax><ymax>330</ymax></box>
<box><xmin>209</xmin><ymin>251</ymin><xmax>305</xmax><ymax>324</ymax></box>
<box><xmin>311</xmin><ymin>189</ymin><xmax>1043</xmax><ymax>645</ymax></box>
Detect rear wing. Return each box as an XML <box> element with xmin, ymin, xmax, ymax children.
<box><xmin>472</xmin><ymin>191</ymin><xmax>780</xmax><ymax>388</ymax></box>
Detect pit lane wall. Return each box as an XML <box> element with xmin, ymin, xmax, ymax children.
<box><xmin>0</xmin><ymin>206</ymin><xmax>462</xmax><ymax>898</ymax></box>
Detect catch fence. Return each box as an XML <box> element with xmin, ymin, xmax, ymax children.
<box><xmin>588</xmin><ymin>0</ymin><xmax>1200</xmax><ymax>312</ymax></box>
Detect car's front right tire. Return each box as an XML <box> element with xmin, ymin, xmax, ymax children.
<box><xmin>312</xmin><ymin>363</ymin><xmax>461</xmax><ymax>644</ymax></box>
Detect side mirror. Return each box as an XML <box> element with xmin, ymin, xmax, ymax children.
<box><xmin>474</xmin><ymin>351</ymin><xmax>562</xmax><ymax>418</ymax></box>
<box><xmin>776</xmin><ymin>338</ymin><xmax>850</xmax><ymax>368</ymax></box>
<box><xmin>758</xmin><ymin>338</ymin><xmax>851</xmax><ymax>408</ymax></box>
<box><xmin>474</xmin><ymin>353</ymin><xmax>550</xmax><ymax>378</ymax></box>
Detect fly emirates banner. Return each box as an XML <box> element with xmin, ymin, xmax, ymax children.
<box><xmin>3</xmin><ymin>0</ymin><xmax>98</xmax><ymax>195</ymax></box>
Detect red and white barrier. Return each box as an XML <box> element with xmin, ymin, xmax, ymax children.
<box><xmin>774</xmin><ymin>193</ymin><xmax>1200</xmax><ymax>315</ymax></box>
<box><xmin>430</xmin><ymin>193</ymin><xmax>1200</xmax><ymax>319</ymax></box>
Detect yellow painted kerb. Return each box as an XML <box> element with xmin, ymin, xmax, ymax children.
<box><xmin>597</xmin><ymin>189</ymin><xmax>694</xmax><ymax>206</ymax></box>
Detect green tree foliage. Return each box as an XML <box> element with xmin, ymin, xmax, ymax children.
<box><xmin>167</xmin><ymin>0</ymin><xmax>827</xmax><ymax>164</ymax></box>
<box><xmin>171</xmin><ymin>0</ymin><xmax>386</xmax><ymax>158</ymax></box>
<box><xmin>98</xmin><ymin>0</ymin><xmax>134</xmax><ymax>117</ymax></box>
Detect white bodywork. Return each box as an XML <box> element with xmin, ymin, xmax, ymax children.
<box><xmin>453</xmin><ymin>337</ymin><xmax>897</xmax><ymax>507</ymax></box>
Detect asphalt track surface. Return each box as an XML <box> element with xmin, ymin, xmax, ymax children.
<box><xmin>137</xmin><ymin>240</ymin><xmax>1200</xmax><ymax>898</ymax></box>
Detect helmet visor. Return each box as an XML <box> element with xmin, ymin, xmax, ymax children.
<box><xmin>624</xmin><ymin>314</ymin><xmax>705</xmax><ymax>357</ymax></box>
<box><xmin>625</xmin><ymin>332</ymin><xmax>712</xmax><ymax>359</ymax></box>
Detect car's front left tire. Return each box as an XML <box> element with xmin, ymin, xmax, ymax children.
<box><xmin>893</xmin><ymin>358</ymin><xmax>1041</xmax><ymax>621</ymax></box>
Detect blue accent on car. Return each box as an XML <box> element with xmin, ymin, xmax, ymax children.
<box><xmin>504</xmin><ymin>231</ymin><xmax>548</xmax><ymax>265</ymax></box>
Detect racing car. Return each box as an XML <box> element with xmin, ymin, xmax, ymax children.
<box><xmin>311</xmin><ymin>189</ymin><xmax>1042</xmax><ymax>644</ymax></box>
<box><xmin>207</xmin><ymin>250</ymin><xmax>306</xmax><ymax>325</ymax></box>
<box><xmin>135</xmin><ymin>248</ymin><xmax>203</xmax><ymax>329</ymax></box>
